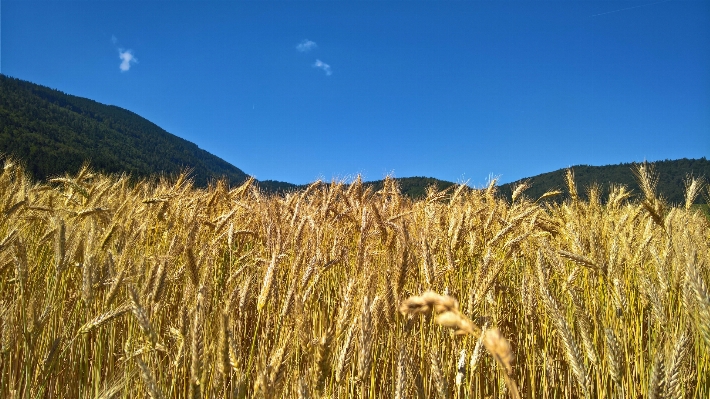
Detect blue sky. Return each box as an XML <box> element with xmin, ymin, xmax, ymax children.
<box><xmin>2</xmin><ymin>1</ymin><xmax>708</xmax><ymax>186</ymax></box>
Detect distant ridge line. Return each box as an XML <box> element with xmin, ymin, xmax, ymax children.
<box><xmin>1</xmin><ymin>74</ymin><xmax>706</xmax><ymax>202</ymax></box>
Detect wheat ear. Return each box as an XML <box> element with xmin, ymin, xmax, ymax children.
<box><xmin>399</xmin><ymin>291</ymin><xmax>520</xmax><ymax>399</ymax></box>
<box><xmin>664</xmin><ymin>328</ymin><xmax>690</xmax><ymax>399</ymax></box>
<box><xmin>429</xmin><ymin>349</ymin><xmax>448</xmax><ymax>399</ymax></box>
<box><xmin>358</xmin><ymin>296</ymin><xmax>373</xmax><ymax>384</ymax></box>
<box><xmin>604</xmin><ymin>328</ymin><xmax>624</xmax><ymax>386</ymax></box>
<box><xmin>136</xmin><ymin>356</ymin><xmax>165</xmax><ymax>399</ymax></box>
<box><xmin>686</xmin><ymin>262</ymin><xmax>710</xmax><ymax>346</ymax></box>
<box><xmin>335</xmin><ymin>316</ymin><xmax>357</xmax><ymax>383</ymax></box>
<box><xmin>648</xmin><ymin>348</ymin><xmax>665</xmax><ymax>399</ymax></box>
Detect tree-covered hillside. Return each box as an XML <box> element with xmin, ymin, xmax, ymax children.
<box><xmin>364</xmin><ymin>159</ymin><xmax>710</xmax><ymax>204</ymax></box>
<box><xmin>498</xmin><ymin>158</ymin><xmax>710</xmax><ymax>204</ymax></box>
<box><xmin>0</xmin><ymin>74</ymin><xmax>251</xmax><ymax>186</ymax></box>
<box><xmin>365</xmin><ymin>176</ymin><xmax>457</xmax><ymax>199</ymax></box>
<box><xmin>1</xmin><ymin>75</ymin><xmax>706</xmax><ymax>201</ymax></box>
<box><xmin>261</xmin><ymin>176</ymin><xmax>458</xmax><ymax>199</ymax></box>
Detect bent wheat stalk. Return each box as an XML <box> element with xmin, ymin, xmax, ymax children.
<box><xmin>399</xmin><ymin>291</ymin><xmax>521</xmax><ymax>399</ymax></box>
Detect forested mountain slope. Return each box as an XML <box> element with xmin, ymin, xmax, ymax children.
<box><xmin>0</xmin><ymin>74</ymin><xmax>253</xmax><ymax>187</ymax></box>
<box><xmin>498</xmin><ymin>158</ymin><xmax>710</xmax><ymax>204</ymax></box>
<box><xmin>1</xmin><ymin>75</ymin><xmax>706</xmax><ymax>201</ymax></box>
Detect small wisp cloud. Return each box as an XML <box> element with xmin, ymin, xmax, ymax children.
<box><xmin>118</xmin><ymin>49</ymin><xmax>138</xmax><ymax>72</ymax></box>
<box><xmin>295</xmin><ymin>39</ymin><xmax>331</xmax><ymax>76</ymax></box>
<box><xmin>313</xmin><ymin>59</ymin><xmax>332</xmax><ymax>76</ymax></box>
<box><xmin>296</xmin><ymin>39</ymin><xmax>317</xmax><ymax>52</ymax></box>
<box><xmin>112</xmin><ymin>35</ymin><xmax>137</xmax><ymax>72</ymax></box>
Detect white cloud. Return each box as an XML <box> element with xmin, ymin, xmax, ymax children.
<box><xmin>296</xmin><ymin>39</ymin><xmax>318</xmax><ymax>52</ymax></box>
<box><xmin>111</xmin><ymin>35</ymin><xmax>118</xmax><ymax>44</ymax></box>
<box><xmin>118</xmin><ymin>49</ymin><xmax>138</xmax><ymax>72</ymax></box>
<box><xmin>313</xmin><ymin>59</ymin><xmax>332</xmax><ymax>76</ymax></box>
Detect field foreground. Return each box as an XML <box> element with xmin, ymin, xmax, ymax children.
<box><xmin>0</xmin><ymin>160</ymin><xmax>708</xmax><ymax>398</ymax></box>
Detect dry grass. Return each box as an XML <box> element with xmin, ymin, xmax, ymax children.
<box><xmin>0</xmin><ymin>158</ymin><xmax>708</xmax><ymax>398</ymax></box>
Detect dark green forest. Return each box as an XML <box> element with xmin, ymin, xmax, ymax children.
<box><xmin>262</xmin><ymin>177</ymin><xmax>456</xmax><ymax>199</ymax></box>
<box><xmin>366</xmin><ymin>159</ymin><xmax>710</xmax><ymax>204</ymax></box>
<box><xmin>498</xmin><ymin>158</ymin><xmax>710</xmax><ymax>205</ymax></box>
<box><xmin>365</xmin><ymin>177</ymin><xmax>457</xmax><ymax>199</ymax></box>
<box><xmin>0</xmin><ymin>74</ymin><xmax>250</xmax><ymax>187</ymax></box>
<box><xmin>1</xmin><ymin>74</ymin><xmax>707</xmax><ymax>202</ymax></box>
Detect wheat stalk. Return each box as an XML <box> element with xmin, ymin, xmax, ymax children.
<box><xmin>357</xmin><ymin>296</ymin><xmax>373</xmax><ymax>384</ymax></box>
<box><xmin>395</xmin><ymin>343</ymin><xmax>407</xmax><ymax>399</ymax></box>
<box><xmin>665</xmin><ymin>328</ymin><xmax>690</xmax><ymax>399</ymax></box>
<box><xmin>604</xmin><ymin>328</ymin><xmax>624</xmax><ymax>386</ymax></box>
<box><xmin>136</xmin><ymin>356</ymin><xmax>165</xmax><ymax>399</ymax></box>
<box><xmin>429</xmin><ymin>349</ymin><xmax>448</xmax><ymax>399</ymax></box>
<box><xmin>399</xmin><ymin>291</ymin><xmax>520</xmax><ymax>399</ymax></box>
<box><xmin>537</xmin><ymin>258</ymin><xmax>590</xmax><ymax>399</ymax></box>
<box><xmin>257</xmin><ymin>252</ymin><xmax>278</xmax><ymax>311</ymax></box>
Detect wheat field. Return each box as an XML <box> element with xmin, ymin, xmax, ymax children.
<box><xmin>0</xmin><ymin>158</ymin><xmax>708</xmax><ymax>398</ymax></box>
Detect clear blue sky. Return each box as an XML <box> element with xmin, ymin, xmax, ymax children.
<box><xmin>2</xmin><ymin>1</ymin><xmax>709</xmax><ymax>186</ymax></box>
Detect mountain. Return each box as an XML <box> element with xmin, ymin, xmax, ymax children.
<box><xmin>0</xmin><ymin>74</ymin><xmax>264</xmax><ymax>187</ymax></box>
<box><xmin>1</xmin><ymin>75</ymin><xmax>706</xmax><ymax>202</ymax></box>
<box><xmin>260</xmin><ymin>177</ymin><xmax>457</xmax><ymax>199</ymax></box>
<box><xmin>0</xmin><ymin>74</ymin><xmax>456</xmax><ymax>196</ymax></box>
<box><xmin>362</xmin><ymin>159</ymin><xmax>710</xmax><ymax>204</ymax></box>
<box><xmin>364</xmin><ymin>176</ymin><xmax>457</xmax><ymax>199</ymax></box>
<box><xmin>498</xmin><ymin>158</ymin><xmax>710</xmax><ymax>205</ymax></box>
